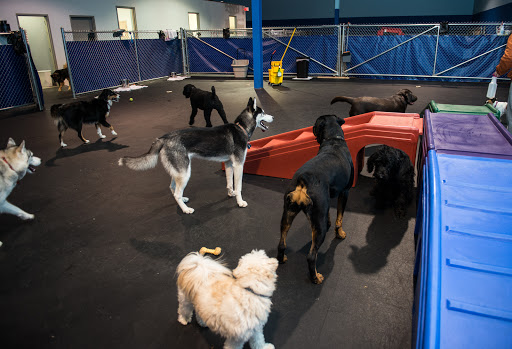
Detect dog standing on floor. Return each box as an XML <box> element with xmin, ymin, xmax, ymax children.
<box><xmin>50</xmin><ymin>89</ymin><xmax>120</xmax><ymax>147</ymax></box>
<box><xmin>330</xmin><ymin>88</ymin><xmax>418</xmax><ymax>116</ymax></box>
<box><xmin>277</xmin><ymin>115</ymin><xmax>354</xmax><ymax>284</ymax></box>
<box><xmin>366</xmin><ymin>145</ymin><xmax>415</xmax><ymax>218</ymax></box>
<box><xmin>183</xmin><ymin>84</ymin><xmax>229</xmax><ymax>127</ymax></box>
<box><xmin>176</xmin><ymin>250</ymin><xmax>278</xmax><ymax>349</ymax></box>
<box><xmin>0</xmin><ymin>138</ymin><xmax>41</xmax><ymax>246</ymax></box>
<box><xmin>51</xmin><ymin>64</ymin><xmax>71</xmax><ymax>91</ymax></box>
<box><xmin>118</xmin><ymin>97</ymin><xmax>273</xmax><ymax>214</ymax></box>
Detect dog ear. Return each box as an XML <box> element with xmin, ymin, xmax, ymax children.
<box><xmin>17</xmin><ymin>140</ymin><xmax>26</xmax><ymax>153</ymax></box>
<box><xmin>7</xmin><ymin>138</ymin><xmax>16</xmax><ymax>147</ymax></box>
<box><xmin>313</xmin><ymin>118</ymin><xmax>325</xmax><ymax>144</ymax></box>
<box><xmin>336</xmin><ymin>115</ymin><xmax>345</xmax><ymax>126</ymax></box>
<box><xmin>247</xmin><ymin>97</ymin><xmax>255</xmax><ymax>111</ymax></box>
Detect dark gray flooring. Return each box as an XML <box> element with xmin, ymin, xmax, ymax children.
<box><xmin>0</xmin><ymin>77</ymin><xmax>507</xmax><ymax>349</ymax></box>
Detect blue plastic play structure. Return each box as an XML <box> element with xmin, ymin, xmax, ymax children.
<box><xmin>413</xmin><ymin>110</ymin><xmax>512</xmax><ymax>348</ymax></box>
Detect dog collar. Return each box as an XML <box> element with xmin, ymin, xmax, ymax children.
<box><xmin>236</xmin><ymin>123</ymin><xmax>251</xmax><ymax>148</ymax></box>
<box><xmin>324</xmin><ymin>135</ymin><xmax>345</xmax><ymax>141</ymax></box>
<box><xmin>2</xmin><ymin>156</ymin><xmax>19</xmax><ymax>183</ymax></box>
<box><xmin>2</xmin><ymin>156</ymin><xmax>15</xmax><ymax>172</ymax></box>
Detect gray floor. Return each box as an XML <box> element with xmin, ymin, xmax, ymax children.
<box><xmin>0</xmin><ymin>76</ymin><xmax>507</xmax><ymax>349</ymax></box>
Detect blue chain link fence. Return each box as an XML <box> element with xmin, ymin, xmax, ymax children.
<box><xmin>0</xmin><ymin>29</ymin><xmax>43</xmax><ymax>111</ymax></box>
<box><xmin>59</xmin><ymin>23</ymin><xmax>511</xmax><ymax>97</ymax></box>
<box><xmin>62</xmin><ymin>29</ymin><xmax>183</xmax><ymax>96</ymax></box>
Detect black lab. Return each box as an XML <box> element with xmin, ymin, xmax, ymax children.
<box><xmin>331</xmin><ymin>89</ymin><xmax>418</xmax><ymax>116</ymax></box>
<box><xmin>367</xmin><ymin>145</ymin><xmax>415</xmax><ymax>218</ymax></box>
<box><xmin>183</xmin><ymin>84</ymin><xmax>229</xmax><ymax>127</ymax></box>
<box><xmin>277</xmin><ymin>115</ymin><xmax>354</xmax><ymax>284</ymax></box>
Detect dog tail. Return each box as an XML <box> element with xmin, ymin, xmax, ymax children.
<box><xmin>50</xmin><ymin>104</ymin><xmax>63</xmax><ymax>119</ymax></box>
<box><xmin>118</xmin><ymin>138</ymin><xmax>164</xmax><ymax>170</ymax></box>
<box><xmin>330</xmin><ymin>96</ymin><xmax>354</xmax><ymax>105</ymax></box>
<box><xmin>286</xmin><ymin>179</ymin><xmax>312</xmax><ymax>208</ymax></box>
<box><xmin>176</xmin><ymin>252</ymin><xmax>231</xmax><ymax>297</ymax></box>
<box><xmin>210</xmin><ymin>86</ymin><xmax>216</xmax><ymax>98</ymax></box>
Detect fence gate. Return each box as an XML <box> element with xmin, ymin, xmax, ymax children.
<box><xmin>343</xmin><ymin>23</ymin><xmax>510</xmax><ymax>81</ymax></box>
<box><xmin>185</xmin><ymin>26</ymin><xmax>342</xmax><ymax>77</ymax></box>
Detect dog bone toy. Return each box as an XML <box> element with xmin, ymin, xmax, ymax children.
<box><xmin>200</xmin><ymin>247</ymin><xmax>222</xmax><ymax>256</ymax></box>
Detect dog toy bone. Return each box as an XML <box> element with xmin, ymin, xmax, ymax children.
<box><xmin>200</xmin><ymin>247</ymin><xmax>221</xmax><ymax>255</ymax></box>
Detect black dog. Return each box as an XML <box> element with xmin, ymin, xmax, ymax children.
<box><xmin>366</xmin><ymin>145</ymin><xmax>414</xmax><ymax>218</ymax></box>
<box><xmin>277</xmin><ymin>115</ymin><xmax>354</xmax><ymax>284</ymax></box>
<box><xmin>51</xmin><ymin>67</ymin><xmax>70</xmax><ymax>91</ymax></box>
<box><xmin>50</xmin><ymin>89</ymin><xmax>120</xmax><ymax>147</ymax></box>
<box><xmin>183</xmin><ymin>84</ymin><xmax>229</xmax><ymax>127</ymax></box>
<box><xmin>330</xmin><ymin>89</ymin><xmax>418</xmax><ymax>116</ymax></box>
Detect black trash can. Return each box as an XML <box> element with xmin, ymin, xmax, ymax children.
<box><xmin>296</xmin><ymin>56</ymin><xmax>310</xmax><ymax>78</ymax></box>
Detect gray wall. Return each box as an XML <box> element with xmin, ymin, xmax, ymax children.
<box><xmin>473</xmin><ymin>0</ymin><xmax>512</xmax><ymax>13</ymax></box>
<box><xmin>0</xmin><ymin>0</ymin><xmax>246</xmax><ymax>69</ymax></box>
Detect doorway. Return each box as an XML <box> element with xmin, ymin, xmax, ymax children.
<box><xmin>17</xmin><ymin>14</ymin><xmax>56</xmax><ymax>88</ymax></box>
<box><xmin>116</xmin><ymin>7</ymin><xmax>137</xmax><ymax>40</ymax></box>
<box><xmin>70</xmin><ymin>16</ymin><xmax>96</xmax><ymax>41</ymax></box>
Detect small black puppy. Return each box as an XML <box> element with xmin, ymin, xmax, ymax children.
<box><xmin>366</xmin><ymin>145</ymin><xmax>414</xmax><ymax>218</ymax></box>
<box><xmin>183</xmin><ymin>84</ymin><xmax>229</xmax><ymax>127</ymax></box>
<box><xmin>51</xmin><ymin>67</ymin><xmax>70</xmax><ymax>91</ymax></box>
<box><xmin>331</xmin><ymin>89</ymin><xmax>418</xmax><ymax>116</ymax></box>
<box><xmin>278</xmin><ymin>115</ymin><xmax>354</xmax><ymax>284</ymax></box>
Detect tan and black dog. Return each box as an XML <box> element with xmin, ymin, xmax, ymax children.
<box><xmin>277</xmin><ymin>114</ymin><xmax>354</xmax><ymax>284</ymax></box>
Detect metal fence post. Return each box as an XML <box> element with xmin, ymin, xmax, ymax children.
<box><xmin>61</xmin><ymin>28</ymin><xmax>76</xmax><ymax>99</ymax></box>
<box><xmin>181</xmin><ymin>28</ymin><xmax>190</xmax><ymax>76</ymax></box>
<box><xmin>433</xmin><ymin>24</ymin><xmax>440</xmax><ymax>76</ymax></box>
<box><xmin>21</xmin><ymin>28</ymin><xmax>44</xmax><ymax>110</ymax></box>
<box><xmin>133</xmin><ymin>32</ymin><xmax>142</xmax><ymax>82</ymax></box>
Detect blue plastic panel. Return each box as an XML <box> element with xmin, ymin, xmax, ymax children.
<box><xmin>419</xmin><ymin>151</ymin><xmax>512</xmax><ymax>348</ymax></box>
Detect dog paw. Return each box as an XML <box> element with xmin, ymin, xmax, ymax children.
<box><xmin>313</xmin><ymin>273</ymin><xmax>324</xmax><ymax>284</ymax></box>
<box><xmin>182</xmin><ymin>207</ymin><xmax>194</xmax><ymax>214</ymax></box>
<box><xmin>335</xmin><ymin>227</ymin><xmax>347</xmax><ymax>239</ymax></box>
<box><xmin>263</xmin><ymin>344</ymin><xmax>275</xmax><ymax>349</ymax></box>
<box><xmin>227</xmin><ymin>188</ymin><xmax>235</xmax><ymax>197</ymax></box>
<box><xmin>237</xmin><ymin>200</ymin><xmax>248</xmax><ymax>208</ymax></box>
<box><xmin>60</xmin><ymin>142</ymin><xmax>67</xmax><ymax>148</ymax></box>
<box><xmin>99</xmin><ymin>135</ymin><xmax>106</xmax><ymax>139</ymax></box>
<box><xmin>84</xmin><ymin>139</ymin><xmax>90</xmax><ymax>144</ymax></box>
<box><xmin>20</xmin><ymin>213</ymin><xmax>34</xmax><ymax>220</ymax></box>
<box><xmin>279</xmin><ymin>255</ymin><xmax>288</xmax><ymax>263</ymax></box>
<box><xmin>111</xmin><ymin>130</ymin><xmax>118</xmax><ymax>136</ymax></box>
<box><xmin>178</xmin><ymin>315</ymin><xmax>190</xmax><ymax>325</ymax></box>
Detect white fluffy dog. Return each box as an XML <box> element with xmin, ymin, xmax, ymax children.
<box><xmin>176</xmin><ymin>249</ymin><xmax>278</xmax><ymax>349</ymax></box>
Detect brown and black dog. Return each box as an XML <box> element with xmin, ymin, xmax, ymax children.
<box><xmin>277</xmin><ymin>114</ymin><xmax>354</xmax><ymax>284</ymax></box>
<box><xmin>330</xmin><ymin>88</ymin><xmax>417</xmax><ymax>116</ymax></box>
<box><xmin>51</xmin><ymin>64</ymin><xmax>71</xmax><ymax>91</ymax></box>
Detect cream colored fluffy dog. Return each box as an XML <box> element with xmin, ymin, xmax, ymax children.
<box><xmin>176</xmin><ymin>249</ymin><xmax>278</xmax><ymax>349</ymax></box>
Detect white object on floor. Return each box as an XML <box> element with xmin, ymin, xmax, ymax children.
<box><xmin>167</xmin><ymin>76</ymin><xmax>188</xmax><ymax>81</ymax></box>
<box><xmin>292</xmin><ymin>77</ymin><xmax>313</xmax><ymax>81</ymax></box>
<box><xmin>113</xmin><ymin>85</ymin><xmax>148</xmax><ymax>92</ymax></box>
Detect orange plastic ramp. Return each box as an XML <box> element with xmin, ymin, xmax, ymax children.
<box><xmin>241</xmin><ymin>112</ymin><xmax>423</xmax><ymax>186</ymax></box>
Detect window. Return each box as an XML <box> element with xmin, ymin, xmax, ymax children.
<box><xmin>229</xmin><ymin>16</ymin><xmax>237</xmax><ymax>29</ymax></box>
<box><xmin>188</xmin><ymin>13</ymin><xmax>199</xmax><ymax>31</ymax></box>
<box><xmin>116</xmin><ymin>7</ymin><xmax>136</xmax><ymax>39</ymax></box>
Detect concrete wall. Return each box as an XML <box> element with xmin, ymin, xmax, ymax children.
<box><xmin>0</xmin><ymin>0</ymin><xmax>246</xmax><ymax>69</ymax></box>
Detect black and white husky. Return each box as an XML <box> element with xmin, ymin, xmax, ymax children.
<box><xmin>118</xmin><ymin>97</ymin><xmax>273</xmax><ymax>214</ymax></box>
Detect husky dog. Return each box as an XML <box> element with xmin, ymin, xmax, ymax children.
<box><xmin>176</xmin><ymin>249</ymin><xmax>278</xmax><ymax>349</ymax></box>
<box><xmin>0</xmin><ymin>138</ymin><xmax>41</xmax><ymax>232</ymax></box>
<box><xmin>118</xmin><ymin>97</ymin><xmax>273</xmax><ymax>214</ymax></box>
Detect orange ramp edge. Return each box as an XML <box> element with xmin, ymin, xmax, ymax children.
<box><xmin>228</xmin><ymin>111</ymin><xmax>423</xmax><ymax>187</ymax></box>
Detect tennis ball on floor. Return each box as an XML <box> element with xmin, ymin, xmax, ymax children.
<box><xmin>129</xmin><ymin>97</ymin><xmax>133</xmax><ymax>102</ymax></box>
